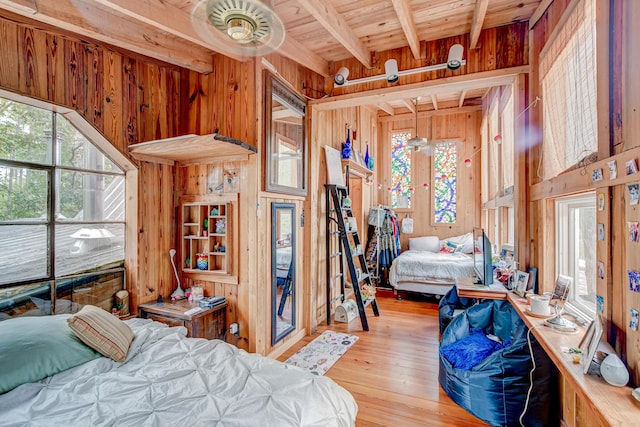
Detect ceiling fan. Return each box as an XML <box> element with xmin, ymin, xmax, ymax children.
<box><xmin>406</xmin><ymin>97</ymin><xmax>431</xmax><ymax>153</ymax></box>
<box><xmin>191</xmin><ymin>0</ymin><xmax>285</xmax><ymax>58</ymax></box>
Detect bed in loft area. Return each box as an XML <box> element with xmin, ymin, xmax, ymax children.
<box><xmin>0</xmin><ymin>308</ymin><xmax>357</xmax><ymax>427</ymax></box>
<box><xmin>389</xmin><ymin>233</ymin><xmax>475</xmax><ymax>298</ymax></box>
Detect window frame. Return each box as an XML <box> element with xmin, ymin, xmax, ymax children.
<box><xmin>0</xmin><ymin>90</ymin><xmax>135</xmax><ymax>290</ymax></box>
<box><xmin>555</xmin><ymin>192</ymin><xmax>597</xmax><ymax>320</ymax></box>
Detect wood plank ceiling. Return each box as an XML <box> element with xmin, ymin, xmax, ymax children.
<box><xmin>0</xmin><ymin>0</ymin><xmax>544</xmax><ymax>113</ymax></box>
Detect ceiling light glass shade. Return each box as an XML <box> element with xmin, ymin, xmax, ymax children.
<box><xmin>192</xmin><ymin>0</ymin><xmax>285</xmax><ymax>57</ymax></box>
<box><xmin>226</xmin><ymin>16</ymin><xmax>256</xmax><ymax>42</ymax></box>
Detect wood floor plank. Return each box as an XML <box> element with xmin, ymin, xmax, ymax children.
<box><xmin>278</xmin><ymin>293</ymin><xmax>488</xmax><ymax>426</ymax></box>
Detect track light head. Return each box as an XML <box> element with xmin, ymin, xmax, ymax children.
<box><xmin>334</xmin><ymin>67</ymin><xmax>349</xmax><ymax>86</ymax></box>
<box><xmin>447</xmin><ymin>44</ymin><xmax>464</xmax><ymax>71</ymax></box>
<box><xmin>384</xmin><ymin>59</ymin><xmax>399</xmax><ymax>84</ymax></box>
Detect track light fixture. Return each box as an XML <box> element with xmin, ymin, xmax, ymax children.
<box><xmin>334</xmin><ymin>67</ymin><xmax>349</xmax><ymax>86</ymax></box>
<box><xmin>333</xmin><ymin>44</ymin><xmax>465</xmax><ymax>88</ymax></box>
<box><xmin>384</xmin><ymin>59</ymin><xmax>399</xmax><ymax>84</ymax></box>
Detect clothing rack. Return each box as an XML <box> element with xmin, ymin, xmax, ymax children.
<box><xmin>365</xmin><ymin>205</ymin><xmax>400</xmax><ymax>288</ymax></box>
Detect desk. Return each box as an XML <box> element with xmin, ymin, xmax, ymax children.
<box><xmin>507</xmin><ymin>293</ymin><xmax>639</xmax><ymax>426</ymax></box>
<box><xmin>455</xmin><ymin>276</ymin><xmax>509</xmax><ymax>300</ymax></box>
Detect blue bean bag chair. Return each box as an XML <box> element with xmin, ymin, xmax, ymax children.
<box><xmin>438</xmin><ymin>287</ymin><xmax>476</xmax><ymax>334</ymax></box>
<box><xmin>438</xmin><ymin>300</ymin><xmax>559</xmax><ymax>427</ymax></box>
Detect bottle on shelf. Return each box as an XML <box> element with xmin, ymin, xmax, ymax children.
<box><xmin>364</xmin><ymin>144</ymin><xmax>370</xmax><ymax>169</ymax></box>
<box><xmin>342</xmin><ymin>127</ymin><xmax>352</xmax><ymax>159</ymax></box>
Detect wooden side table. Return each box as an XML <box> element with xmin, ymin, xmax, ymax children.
<box><xmin>138</xmin><ymin>299</ymin><xmax>227</xmax><ymax>340</ymax></box>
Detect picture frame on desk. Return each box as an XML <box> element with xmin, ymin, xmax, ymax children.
<box><xmin>579</xmin><ymin>315</ymin><xmax>604</xmax><ymax>374</ymax></box>
<box><xmin>513</xmin><ymin>270</ymin><xmax>529</xmax><ymax>297</ymax></box>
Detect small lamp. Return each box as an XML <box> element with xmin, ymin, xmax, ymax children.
<box><xmin>600</xmin><ymin>353</ymin><xmax>629</xmax><ymax>387</ymax></box>
<box><xmin>169</xmin><ymin>249</ymin><xmax>185</xmax><ymax>300</ymax></box>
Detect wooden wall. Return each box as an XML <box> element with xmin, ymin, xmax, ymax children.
<box><xmin>527</xmin><ymin>0</ymin><xmax>640</xmax><ymax>423</ymax></box>
<box><xmin>377</xmin><ymin>109</ymin><xmax>483</xmax><ymax>249</ymax></box>
<box><xmin>0</xmin><ymin>13</ymin><xmax>181</xmax><ymax>312</ymax></box>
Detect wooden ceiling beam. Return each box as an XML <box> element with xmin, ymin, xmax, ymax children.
<box><xmin>377</xmin><ymin>102</ymin><xmax>395</xmax><ymax>116</ymax></box>
<box><xmin>402</xmin><ymin>99</ymin><xmax>416</xmax><ymax>113</ymax></box>
<box><xmin>310</xmin><ymin>66</ymin><xmax>529</xmax><ymax>111</ymax></box>
<box><xmin>458</xmin><ymin>90</ymin><xmax>466</xmax><ymax>108</ymax></box>
<box><xmin>295</xmin><ymin>0</ymin><xmax>372</xmax><ymax>69</ymax></box>
<box><xmin>529</xmin><ymin>0</ymin><xmax>555</xmax><ymax>29</ymax></box>
<box><xmin>470</xmin><ymin>0</ymin><xmax>489</xmax><ymax>49</ymax></box>
<box><xmin>278</xmin><ymin>36</ymin><xmax>330</xmax><ymax>77</ymax></box>
<box><xmin>0</xmin><ymin>0</ymin><xmax>214</xmax><ymax>73</ymax></box>
<box><xmin>390</xmin><ymin>0</ymin><xmax>421</xmax><ymax>60</ymax></box>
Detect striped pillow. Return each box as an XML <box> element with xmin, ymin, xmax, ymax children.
<box><xmin>67</xmin><ymin>305</ymin><xmax>134</xmax><ymax>362</ymax></box>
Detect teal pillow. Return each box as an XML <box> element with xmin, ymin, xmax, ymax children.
<box><xmin>0</xmin><ymin>314</ymin><xmax>101</xmax><ymax>394</ymax></box>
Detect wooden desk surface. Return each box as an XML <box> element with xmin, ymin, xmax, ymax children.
<box><xmin>455</xmin><ymin>276</ymin><xmax>509</xmax><ymax>300</ymax></box>
<box><xmin>507</xmin><ymin>293</ymin><xmax>640</xmax><ymax>426</ymax></box>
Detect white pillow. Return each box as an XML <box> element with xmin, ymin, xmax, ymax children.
<box><xmin>445</xmin><ymin>232</ymin><xmax>474</xmax><ymax>253</ymax></box>
<box><xmin>408</xmin><ymin>236</ymin><xmax>440</xmax><ymax>252</ymax></box>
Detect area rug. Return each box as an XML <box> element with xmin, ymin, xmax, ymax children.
<box><xmin>284</xmin><ymin>330</ymin><xmax>359</xmax><ymax>376</ymax></box>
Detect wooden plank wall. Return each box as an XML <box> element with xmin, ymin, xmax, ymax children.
<box><xmin>329</xmin><ymin>22</ymin><xmax>528</xmax><ymax>95</ymax></box>
<box><xmin>0</xmin><ymin>14</ymin><xmax>181</xmax><ymax>312</ymax></box>
<box><xmin>310</xmin><ymin>106</ymin><xmax>378</xmax><ymax>326</ymax></box>
<box><xmin>528</xmin><ymin>0</ymin><xmax>640</xmax><ymax>421</ymax></box>
<box><xmin>377</xmin><ymin>110</ymin><xmax>483</xmax><ymax>249</ymax></box>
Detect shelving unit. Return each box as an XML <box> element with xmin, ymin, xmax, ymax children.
<box><xmin>180</xmin><ymin>194</ymin><xmax>238</xmax><ymax>284</ymax></box>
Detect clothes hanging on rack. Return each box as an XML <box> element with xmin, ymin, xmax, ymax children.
<box><xmin>365</xmin><ymin>207</ymin><xmax>400</xmax><ymax>287</ymax></box>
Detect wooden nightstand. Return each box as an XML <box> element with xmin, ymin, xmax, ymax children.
<box><xmin>138</xmin><ymin>299</ymin><xmax>227</xmax><ymax>340</ymax></box>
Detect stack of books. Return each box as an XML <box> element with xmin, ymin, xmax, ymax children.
<box><xmin>199</xmin><ymin>295</ymin><xmax>226</xmax><ymax>309</ymax></box>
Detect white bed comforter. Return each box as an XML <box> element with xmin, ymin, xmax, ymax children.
<box><xmin>390</xmin><ymin>250</ymin><xmax>474</xmax><ymax>282</ymax></box>
<box><xmin>0</xmin><ymin>319</ymin><xmax>357</xmax><ymax>427</ymax></box>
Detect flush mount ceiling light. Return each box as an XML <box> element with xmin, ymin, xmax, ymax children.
<box><xmin>192</xmin><ymin>0</ymin><xmax>285</xmax><ymax>57</ymax></box>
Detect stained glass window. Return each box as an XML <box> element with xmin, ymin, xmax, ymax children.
<box><xmin>391</xmin><ymin>132</ymin><xmax>411</xmax><ymax>209</ymax></box>
<box><xmin>434</xmin><ymin>142</ymin><xmax>457</xmax><ymax>223</ymax></box>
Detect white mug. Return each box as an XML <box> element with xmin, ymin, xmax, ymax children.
<box><xmin>530</xmin><ymin>295</ymin><xmax>551</xmax><ymax>315</ymax></box>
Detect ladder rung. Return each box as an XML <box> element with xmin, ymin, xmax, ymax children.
<box><xmin>329</xmin><ymin>230</ymin><xmax>341</xmax><ymax>235</ymax></box>
<box><xmin>358</xmin><ymin>273</ymin><xmax>370</xmax><ymax>282</ymax></box>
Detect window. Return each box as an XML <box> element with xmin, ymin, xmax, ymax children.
<box><xmin>0</xmin><ymin>96</ymin><xmax>125</xmax><ymax>288</ymax></box>
<box><xmin>555</xmin><ymin>193</ymin><xmax>596</xmax><ymax>318</ymax></box>
<box><xmin>433</xmin><ymin>141</ymin><xmax>457</xmax><ymax>223</ymax></box>
<box><xmin>541</xmin><ymin>0</ymin><xmax>597</xmax><ymax>179</ymax></box>
<box><xmin>391</xmin><ymin>131</ymin><xmax>411</xmax><ymax>209</ymax></box>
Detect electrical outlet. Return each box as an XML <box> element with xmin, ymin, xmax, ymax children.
<box><xmin>230</xmin><ymin>322</ymin><xmax>240</xmax><ymax>337</ymax></box>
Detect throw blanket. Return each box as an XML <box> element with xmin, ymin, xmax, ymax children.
<box><xmin>392</xmin><ymin>250</ymin><xmax>474</xmax><ymax>281</ymax></box>
<box><xmin>0</xmin><ymin>319</ymin><xmax>357</xmax><ymax>427</ymax></box>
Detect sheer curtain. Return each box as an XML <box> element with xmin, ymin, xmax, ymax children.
<box><xmin>540</xmin><ymin>0</ymin><xmax>597</xmax><ymax>180</ymax></box>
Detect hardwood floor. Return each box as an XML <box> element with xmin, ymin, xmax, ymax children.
<box><xmin>278</xmin><ymin>291</ymin><xmax>488</xmax><ymax>427</ymax></box>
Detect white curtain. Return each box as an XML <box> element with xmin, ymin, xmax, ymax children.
<box><xmin>540</xmin><ymin>0</ymin><xmax>597</xmax><ymax>180</ymax></box>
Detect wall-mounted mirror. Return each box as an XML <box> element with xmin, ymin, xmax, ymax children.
<box><xmin>272</xmin><ymin>202</ymin><xmax>296</xmax><ymax>345</ymax></box>
<box><xmin>264</xmin><ymin>71</ymin><xmax>307</xmax><ymax>196</ymax></box>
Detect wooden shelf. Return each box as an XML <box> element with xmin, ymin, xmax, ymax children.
<box><xmin>129</xmin><ymin>133</ymin><xmax>257</xmax><ymax>166</ymax></box>
<box><xmin>342</xmin><ymin>159</ymin><xmax>373</xmax><ymax>179</ymax></box>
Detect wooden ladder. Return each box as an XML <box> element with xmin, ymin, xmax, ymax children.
<box><xmin>325</xmin><ymin>184</ymin><xmax>380</xmax><ymax>331</ymax></box>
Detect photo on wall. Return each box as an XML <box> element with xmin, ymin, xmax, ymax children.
<box><xmin>608</xmin><ymin>160</ymin><xmax>618</xmax><ymax>179</ymax></box>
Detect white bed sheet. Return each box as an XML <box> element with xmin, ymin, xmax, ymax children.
<box><xmin>389</xmin><ymin>250</ymin><xmax>474</xmax><ymax>295</ymax></box>
<box><xmin>0</xmin><ymin>319</ymin><xmax>357</xmax><ymax>427</ymax></box>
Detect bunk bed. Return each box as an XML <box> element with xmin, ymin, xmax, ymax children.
<box><xmin>389</xmin><ymin>233</ymin><xmax>475</xmax><ymax>297</ymax></box>
<box><xmin>0</xmin><ymin>312</ymin><xmax>357</xmax><ymax>426</ymax></box>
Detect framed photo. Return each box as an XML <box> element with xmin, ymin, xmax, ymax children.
<box><xmin>513</xmin><ymin>270</ymin><xmax>529</xmax><ymax>297</ymax></box>
<box><xmin>579</xmin><ymin>315</ymin><xmax>603</xmax><ymax>374</ymax></box>
<box><xmin>550</xmin><ymin>274</ymin><xmax>573</xmax><ymax>312</ymax></box>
